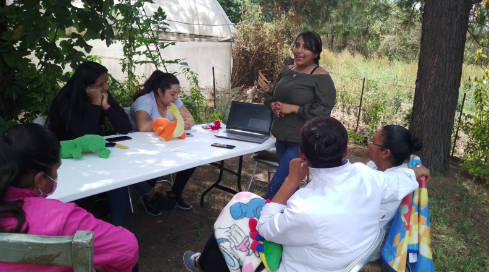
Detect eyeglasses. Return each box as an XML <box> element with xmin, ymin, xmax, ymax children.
<box><xmin>368</xmin><ymin>141</ymin><xmax>385</xmax><ymax>149</ymax></box>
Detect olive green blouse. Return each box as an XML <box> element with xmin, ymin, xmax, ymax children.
<box><xmin>264</xmin><ymin>67</ymin><xmax>336</xmax><ymax>143</ymax></box>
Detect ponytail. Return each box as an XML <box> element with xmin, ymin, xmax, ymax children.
<box><xmin>380</xmin><ymin>125</ymin><xmax>423</xmax><ymax>166</ymax></box>
<box><xmin>132</xmin><ymin>70</ymin><xmax>180</xmax><ymax>102</ymax></box>
<box><xmin>0</xmin><ymin>124</ymin><xmax>61</xmax><ymax>233</ymax></box>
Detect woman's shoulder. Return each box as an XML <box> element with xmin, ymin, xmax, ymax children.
<box><xmin>312</xmin><ymin>66</ymin><xmax>330</xmax><ymax>75</ymax></box>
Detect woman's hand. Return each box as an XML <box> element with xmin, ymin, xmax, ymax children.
<box><xmin>286</xmin><ymin>158</ymin><xmax>309</xmax><ymax>187</ymax></box>
<box><xmin>271</xmin><ymin>158</ymin><xmax>308</xmax><ymax>205</ymax></box>
<box><xmin>270</xmin><ymin>102</ymin><xmax>282</xmax><ymax>117</ymax></box>
<box><xmin>183</xmin><ymin>116</ymin><xmax>193</xmax><ymax>130</ymax></box>
<box><xmin>276</xmin><ymin>103</ymin><xmax>299</xmax><ymax>116</ymax></box>
<box><xmin>101</xmin><ymin>93</ymin><xmax>109</xmax><ymax>109</ymax></box>
<box><xmin>86</xmin><ymin>86</ymin><xmax>103</xmax><ymax>106</ymax></box>
<box><xmin>410</xmin><ymin>166</ymin><xmax>431</xmax><ymax>182</ymax></box>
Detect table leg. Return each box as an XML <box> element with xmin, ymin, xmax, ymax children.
<box><xmin>200</xmin><ymin>156</ymin><xmax>244</xmax><ymax>206</ymax></box>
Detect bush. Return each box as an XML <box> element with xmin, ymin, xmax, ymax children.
<box><xmin>461</xmin><ymin>76</ymin><xmax>489</xmax><ymax>181</ymax></box>
<box><xmin>231</xmin><ymin>0</ymin><xmax>295</xmax><ymax>87</ymax></box>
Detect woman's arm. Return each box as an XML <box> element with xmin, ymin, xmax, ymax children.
<box><xmin>134</xmin><ymin>110</ymin><xmax>154</xmax><ymax>132</ymax></box>
<box><xmin>59</xmin><ymin>203</ymin><xmax>139</xmax><ymax>272</ymax></box>
<box><xmin>179</xmin><ymin>105</ymin><xmax>195</xmax><ymax>129</ymax></box>
<box><xmin>70</xmin><ymin>104</ymin><xmax>103</xmax><ymax>138</ymax></box>
<box><xmin>263</xmin><ymin>68</ymin><xmax>286</xmax><ymax>108</ymax></box>
<box><xmin>296</xmin><ymin>74</ymin><xmax>336</xmax><ymax>120</ymax></box>
<box><xmin>105</xmin><ymin>94</ymin><xmax>131</xmax><ymax>134</ymax></box>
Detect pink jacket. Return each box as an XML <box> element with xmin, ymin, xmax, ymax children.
<box><xmin>0</xmin><ymin>187</ymin><xmax>139</xmax><ymax>272</ymax></box>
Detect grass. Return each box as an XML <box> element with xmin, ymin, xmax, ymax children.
<box><xmin>320</xmin><ymin>48</ymin><xmax>484</xmax><ymax>156</ymax></box>
<box><xmin>429</xmin><ymin>172</ymin><xmax>489</xmax><ymax>271</ymax></box>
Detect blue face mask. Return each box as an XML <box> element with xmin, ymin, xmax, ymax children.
<box><xmin>39</xmin><ymin>175</ymin><xmax>57</xmax><ymax>196</ymax></box>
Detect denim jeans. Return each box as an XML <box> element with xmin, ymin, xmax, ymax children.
<box><xmin>265</xmin><ymin>140</ymin><xmax>300</xmax><ymax>200</ymax></box>
<box><xmin>107</xmin><ymin>181</ymin><xmax>153</xmax><ymax>227</ymax></box>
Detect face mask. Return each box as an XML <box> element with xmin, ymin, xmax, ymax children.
<box><xmin>39</xmin><ymin>175</ymin><xmax>58</xmax><ymax>196</ymax></box>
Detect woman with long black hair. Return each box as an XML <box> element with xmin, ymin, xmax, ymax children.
<box><xmin>46</xmin><ymin>62</ymin><xmax>177</xmax><ymax>226</ymax></box>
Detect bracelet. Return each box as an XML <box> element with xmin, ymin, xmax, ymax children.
<box><xmin>103</xmin><ymin>105</ymin><xmax>111</xmax><ymax>110</ymax></box>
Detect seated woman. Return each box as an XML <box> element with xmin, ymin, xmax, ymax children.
<box><xmin>366</xmin><ymin>125</ymin><xmax>423</xmax><ymax>261</ymax></box>
<box><xmin>0</xmin><ymin>124</ymin><xmax>138</xmax><ymax>272</ymax></box>
<box><xmin>183</xmin><ymin>117</ymin><xmax>429</xmax><ymax>272</ymax></box>
<box><xmin>129</xmin><ymin>70</ymin><xmax>196</xmax><ymax>210</ymax></box>
<box><xmin>45</xmin><ymin>61</ymin><xmax>176</xmax><ymax>226</ymax></box>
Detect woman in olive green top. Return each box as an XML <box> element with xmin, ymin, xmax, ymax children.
<box><xmin>264</xmin><ymin>30</ymin><xmax>336</xmax><ymax>199</ymax></box>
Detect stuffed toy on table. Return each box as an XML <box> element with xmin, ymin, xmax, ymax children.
<box><xmin>152</xmin><ymin>103</ymin><xmax>186</xmax><ymax>141</ymax></box>
<box><xmin>60</xmin><ymin>135</ymin><xmax>111</xmax><ymax>159</ymax></box>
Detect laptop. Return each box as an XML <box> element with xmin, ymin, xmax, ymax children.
<box><xmin>215</xmin><ymin>101</ymin><xmax>273</xmax><ymax>144</ymax></box>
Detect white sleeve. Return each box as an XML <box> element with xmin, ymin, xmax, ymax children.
<box><xmin>174</xmin><ymin>98</ymin><xmax>184</xmax><ymax>109</ymax></box>
<box><xmin>257</xmin><ymin>200</ymin><xmax>318</xmax><ymax>246</ymax></box>
<box><xmin>373</xmin><ymin>167</ymin><xmax>418</xmax><ymax>202</ymax></box>
<box><xmin>131</xmin><ymin>95</ymin><xmax>153</xmax><ymax>117</ymax></box>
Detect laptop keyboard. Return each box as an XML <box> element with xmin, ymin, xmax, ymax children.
<box><xmin>225</xmin><ymin>129</ymin><xmax>267</xmax><ymax>139</ymax></box>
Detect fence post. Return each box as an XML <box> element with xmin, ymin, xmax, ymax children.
<box><xmin>451</xmin><ymin>92</ymin><xmax>467</xmax><ymax>158</ymax></box>
<box><xmin>355</xmin><ymin>78</ymin><xmax>366</xmax><ymax>132</ymax></box>
<box><xmin>212</xmin><ymin>67</ymin><xmax>216</xmax><ymax>109</ymax></box>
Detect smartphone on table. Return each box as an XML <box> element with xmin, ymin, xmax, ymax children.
<box><xmin>106</xmin><ymin>136</ymin><xmax>132</xmax><ymax>143</ymax></box>
<box><xmin>211</xmin><ymin>143</ymin><xmax>236</xmax><ymax>149</ymax></box>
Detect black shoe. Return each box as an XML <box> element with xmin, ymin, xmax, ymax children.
<box><xmin>148</xmin><ymin>192</ymin><xmax>177</xmax><ymax>213</ymax></box>
<box><xmin>141</xmin><ymin>196</ymin><xmax>163</xmax><ymax>216</ymax></box>
<box><xmin>167</xmin><ymin>191</ymin><xmax>193</xmax><ymax>210</ymax></box>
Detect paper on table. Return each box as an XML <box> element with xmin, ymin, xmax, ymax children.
<box><xmin>185</xmin><ymin>128</ymin><xmax>197</xmax><ymax>133</ymax></box>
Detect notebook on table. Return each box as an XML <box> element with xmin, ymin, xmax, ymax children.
<box><xmin>215</xmin><ymin>101</ymin><xmax>273</xmax><ymax>144</ymax></box>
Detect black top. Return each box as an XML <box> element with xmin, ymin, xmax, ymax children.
<box><xmin>58</xmin><ymin>99</ymin><xmax>131</xmax><ymax>141</ymax></box>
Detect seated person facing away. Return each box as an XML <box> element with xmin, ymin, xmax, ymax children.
<box><xmin>0</xmin><ymin>124</ymin><xmax>138</xmax><ymax>272</ymax></box>
<box><xmin>45</xmin><ymin>62</ymin><xmax>176</xmax><ymax>226</ymax></box>
<box><xmin>182</xmin><ymin>117</ymin><xmax>429</xmax><ymax>272</ymax></box>
<box><xmin>366</xmin><ymin>125</ymin><xmax>424</xmax><ymax>261</ymax></box>
<box><xmin>129</xmin><ymin>70</ymin><xmax>196</xmax><ymax>210</ymax></box>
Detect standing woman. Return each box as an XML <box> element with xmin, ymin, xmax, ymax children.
<box><xmin>46</xmin><ymin>62</ymin><xmax>177</xmax><ymax>227</ymax></box>
<box><xmin>264</xmin><ymin>31</ymin><xmax>336</xmax><ymax>199</ymax></box>
<box><xmin>129</xmin><ymin>70</ymin><xmax>196</xmax><ymax>210</ymax></box>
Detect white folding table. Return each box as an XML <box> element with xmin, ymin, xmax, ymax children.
<box><xmin>49</xmin><ymin>125</ymin><xmax>275</xmax><ymax>205</ymax></box>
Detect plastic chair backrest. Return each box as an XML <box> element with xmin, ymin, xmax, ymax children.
<box><xmin>0</xmin><ymin>230</ymin><xmax>94</xmax><ymax>272</ymax></box>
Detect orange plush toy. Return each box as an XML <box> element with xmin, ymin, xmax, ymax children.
<box><xmin>152</xmin><ymin>103</ymin><xmax>187</xmax><ymax>141</ymax></box>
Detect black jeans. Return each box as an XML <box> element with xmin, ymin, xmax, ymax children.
<box><xmin>147</xmin><ymin>167</ymin><xmax>196</xmax><ymax>196</ymax></box>
<box><xmin>198</xmin><ymin>234</ymin><xmax>229</xmax><ymax>272</ymax></box>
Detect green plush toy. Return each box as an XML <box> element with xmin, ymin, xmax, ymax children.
<box><xmin>60</xmin><ymin>135</ymin><xmax>111</xmax><ymax>159</ymax></box>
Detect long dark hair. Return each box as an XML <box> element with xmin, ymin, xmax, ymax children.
<box><xmin>294</xmin><ymin>31</ymin><xmax>323</xmax><ymax>65</ymax></box>
<box><xmin>381</xmin><ymin>125</ymin><xmax>423</xmax><ymax>166</ymax></box>
<box><xmin>300</xmin><ymin>117</ymin><xmax>348</xmax><ymax>168</ymax></box>
<box><xmin>46</xmin><ymin>61</ymin><xmax>128</xmax><ymax>140</ymax></box>
<box><xmin>0</xmin><ymin>124</ymin><xmax>61</xmax><ymax>233</ymax></box>
<box><xmin>132</xmin><ymin>70</ymin><xmax>180</xmax><ymax>102</ymax></box>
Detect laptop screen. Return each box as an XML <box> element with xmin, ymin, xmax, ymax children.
<box><xmin>226</xmin><ymin>101</ymin><xmax>273</xmax><ymax>134</ymax></box>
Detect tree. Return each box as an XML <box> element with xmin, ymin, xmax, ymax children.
<box><xmin>0</xmin><ymin>0</ymin><xmax>114</xmax><ymax>123</ymax></box>
<box><xmin>409</xmin><ymin>0</ymin><xmax>474</xmax><ymax>172</ymax></box>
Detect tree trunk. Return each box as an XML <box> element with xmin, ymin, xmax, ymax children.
<box><xmin>410</xmin><ymin>0</ymin><xmax>472</xmax><ymax>172</ymax></box>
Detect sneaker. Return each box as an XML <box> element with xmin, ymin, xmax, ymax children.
<box><xmin>183</xmin><ymin>251</ymin><xmax>201</xmax><ymax>272</ymax></box>
<box><xmin>141</xmin><ymin>196</ymin><xmax>163</xmax><ymax>216</ymax></box>
<box><xmin>149</xmin><ymin>192</ymin><xmax>177</xmax><ymax>212</ymax></box>
<box><xmin>167</xmin><ymin>191</ymin><xmax>193</xmax><ymax>210</ymax></box>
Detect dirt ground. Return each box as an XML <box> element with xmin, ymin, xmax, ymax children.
<box><xmin>92</xmin><ymin>143</ymin><xmax>488</xmax><ymax>271</ymax></box>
